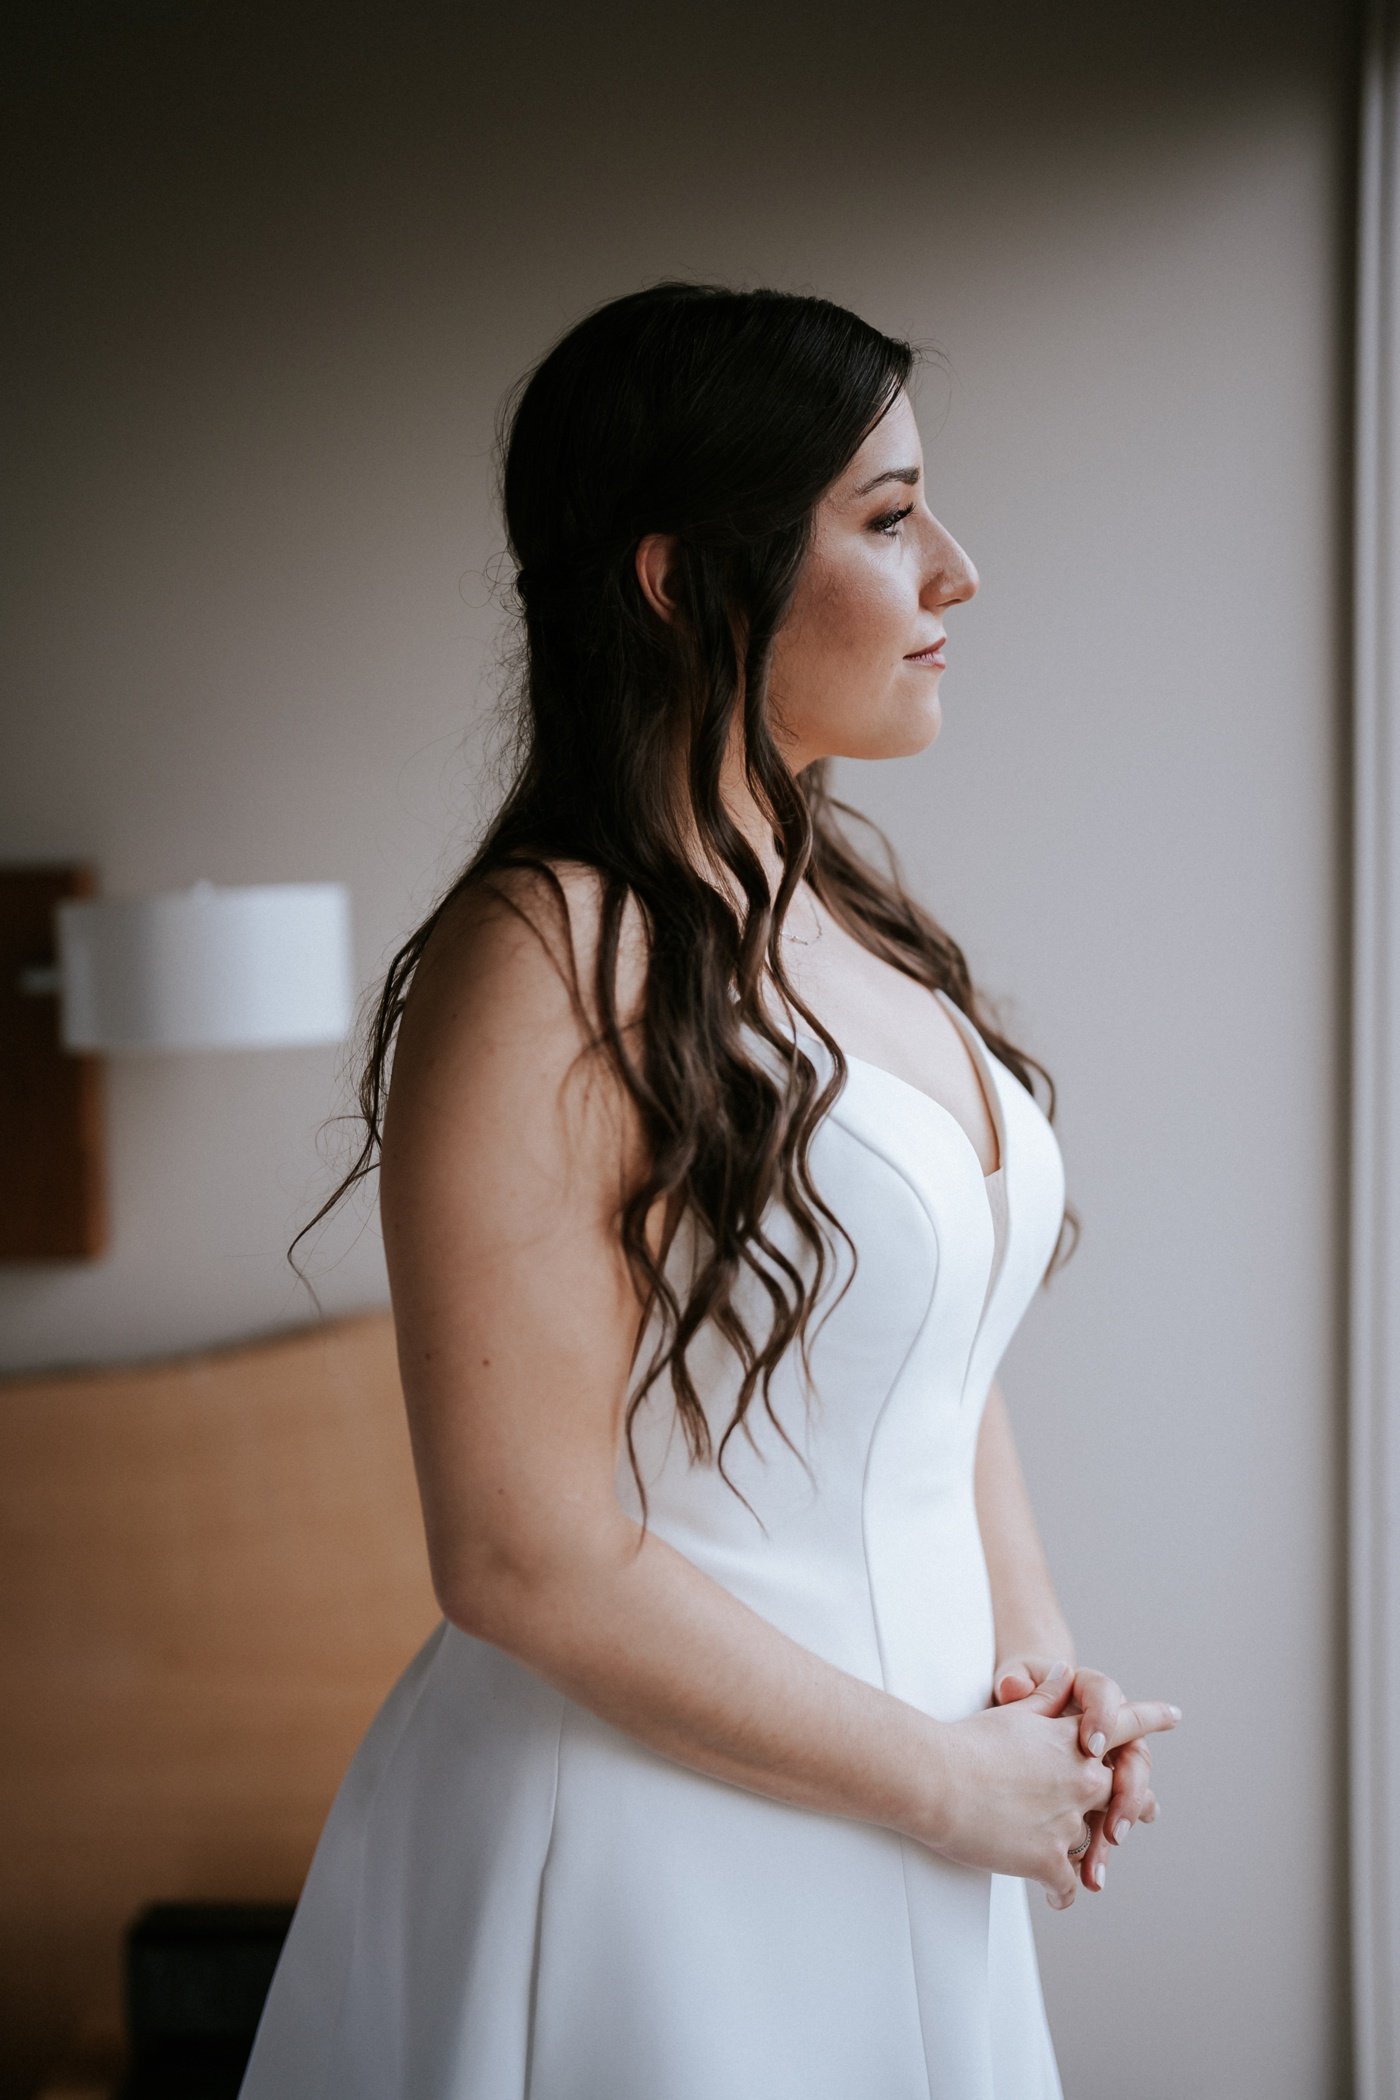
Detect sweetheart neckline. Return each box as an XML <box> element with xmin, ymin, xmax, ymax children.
<box><xmin>781</xmin><ymin>986</ymin><xmax>1007</xmax><ymax>1184</ymax></box>
<box><xmin>822</xmin><ymin>1047</ymin><xmax>1004</xmax><ymax>1182</ymax></box>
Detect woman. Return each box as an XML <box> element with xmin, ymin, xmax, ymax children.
<box><xmin>239</xmin><ymin>281</ymin><xmax>1181</xmax><ymax>2100</ymax></box>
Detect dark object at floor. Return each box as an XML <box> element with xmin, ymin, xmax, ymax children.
<box><xmin>115</xmin><ymin>1901</ymin><xmax>295</xmax><ymax>2100</ymax></box>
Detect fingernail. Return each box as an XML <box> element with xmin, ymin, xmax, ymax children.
<box><xmin>1093</xmin><ymin>1861</ymin><xmax>1106</xmax><ymax>1890</ymax></box>
<box><xmin>1169</xmin><ymin>1705</ymin><xmax>1182</xmax><ymax>1721</ymax></box>
<box><xmin>1088</xmin><ymin>1730</ymin><xmax>1106</xmax><ymax>1757</ymax></box>
<box><xmin>1114</xmin><ymin>1818</ymin><xmax>1131</xmax><ymax>1843</ymax></box>
<box><xmin>1048</xmin><ymin>1660</ymin><xmax>1069</xmax><ymax>1682</ymax></box>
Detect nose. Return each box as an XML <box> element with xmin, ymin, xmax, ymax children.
<box><xmin>928</xmin><ymin>530</ymin><xmax>978</xmax><ymax>607</ymax></box>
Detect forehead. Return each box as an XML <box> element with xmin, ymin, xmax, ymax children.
<box><xmin>832</xmin><ymin>388</ymin><xmax>922</xmax><ymax>503</ymax></box>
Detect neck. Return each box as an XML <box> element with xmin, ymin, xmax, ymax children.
<box><xmin>670</xmin><ymin>716</ymin><xmax>822</xmax><ymax>941</ymax></box>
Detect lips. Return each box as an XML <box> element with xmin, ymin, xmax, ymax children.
<box><xmin>905</xmin><ymin>642</ymin><xmax>947</xmax><ymax>663</ymax></box>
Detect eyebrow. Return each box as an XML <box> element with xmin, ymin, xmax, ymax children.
<box><xmin>850</xmin><ymin>463</ymin><xmax>921</xmax><ymax>498</ymax></box>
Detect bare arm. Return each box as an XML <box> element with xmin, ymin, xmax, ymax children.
<box><xmin>377</xmin><ymin>866</ymin><xmax>956</xmax><ymax>1850</ymax></box>
<box><xmin>974</xmin><ymin>1378</ymin><xmax>1076</xmax><ymax>1667</ymax></box>
<box><xmin>376</xmin><ymin>868</ymin><xmax>1139</xmax><ymax>1910</ymax></box>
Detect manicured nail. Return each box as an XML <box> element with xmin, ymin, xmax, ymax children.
<box><xmin>1093</xmin><ymin>1861</ymin><xmax>1106</xmax><ymax>1890</ymax></box>
<box><xmin>1048</xmin><ymin>1660</ymin><xmax>1069</xmax><ymax>1682</ymax></box>
<box><xmin>1168</xmin><ymin>1705</ymin><xmax>1182</xmax><ymax>1721</ymax></box>
<box><xmin>1088</xmin><ymin>1730</ymin><xmax>1107</xmax><ymax>1757</ymax></box>
<box><xmin>1114</xmin><ymin>1818</ymin><xmax>1131</xmax><ymax>1843</ymax></box>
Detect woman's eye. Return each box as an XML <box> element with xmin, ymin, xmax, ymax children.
<box><xmin>871</xmin><ymin>504</ymin><xmax>915</xmax><ymax>536</ymax></box>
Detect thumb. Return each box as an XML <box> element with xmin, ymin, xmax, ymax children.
<box><xmin>994</xmin><ymin>1664</ymin><xmax>1035</xmax><ymax>1701</ymax></box>
<box><xmin>1022</xmin><ymin>1659</ymin><xmax>1074</xmax><ymax>1712</ymax></box>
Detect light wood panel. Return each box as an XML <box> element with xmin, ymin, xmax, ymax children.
<box><xmin>0</xmin><ymin>1310</ymin><xmax>439</xmax><ymax>2099</ymax></box>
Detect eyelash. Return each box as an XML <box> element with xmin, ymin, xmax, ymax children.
<box><xmin>871</xmin><ymin>503</ymin><xmax>915</xmax><ymax>536</ymax></box>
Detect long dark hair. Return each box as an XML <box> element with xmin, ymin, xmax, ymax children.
<box><xmin>291</xmin><ymin>279</ymin><xmax>1080</xmax><ymax>1532</ymax></box>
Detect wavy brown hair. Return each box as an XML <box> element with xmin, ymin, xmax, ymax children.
<box><xmin>290</xmin><ymin>278</ymin><xmax>1080</xmax><ymax>1534</ymax></box>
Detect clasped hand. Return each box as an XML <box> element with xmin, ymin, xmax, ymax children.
<box><xmin>991</xmin><ymin>1652</ymin><xmax>1181</xmax><ymax>1905</ymax></box>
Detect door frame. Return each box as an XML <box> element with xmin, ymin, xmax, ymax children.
<box><xmin>1350</xmin><ymin>3</ymin><xmax>1400</xmax><ymax>2090</ymax></box>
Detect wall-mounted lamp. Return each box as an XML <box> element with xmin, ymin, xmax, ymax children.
<box><xmin>2</xmin><ymin>864</ymin><xmax>355</xmax><ymax>1261</ymax></box>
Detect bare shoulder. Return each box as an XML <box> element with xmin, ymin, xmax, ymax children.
<box><xmin>381</xmin><ymin>857</ymin><xmax>654</xmax><ymax>1236</ymax></box>
<box><xmin>376</xmin><ymin>859</ymin><xmax>661</xmax><ymax>1622</ymax></box>
<box><xmin>403</xmin><ymin>857</ymin><xmax>649</xmax><ymax>1052</ymax></box>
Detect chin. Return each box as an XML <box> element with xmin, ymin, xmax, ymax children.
<box><xmin>894</xmin><ymin>693</ymin><xmax>942</xmax><ymax>756</ymax></box>
<box><xmin>816</xmin><ymin>692</ymin><xmax>941</xmax><ymax>763</ymax></box>
<box><xmin>844</xmin><ymin>718</ymin><xmax>940</xmax><ymax>762</ymax></box>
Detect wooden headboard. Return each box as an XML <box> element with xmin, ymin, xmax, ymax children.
<box><xmin>0</xmin><ymin>1309</ymin><xmax>440</xmax><ymax>2100</ymax></box>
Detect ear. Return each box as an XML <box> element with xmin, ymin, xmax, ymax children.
<box><xmin>634</xmin><ymin>531</ymin><xmax>684</xmax><ymax>624</ymax></box>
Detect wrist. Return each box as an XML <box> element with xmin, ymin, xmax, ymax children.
<box><xmin>995</xmin><ymin>1624</ymin><xmax>1075</xmax><ymax>1671</ymax></box>
<box><xmin>901</xmin><ymin>1713</ymin><xmax>957</xmax><ymax>1853</ymax></box>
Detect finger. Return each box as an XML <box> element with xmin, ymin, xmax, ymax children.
<box><xmin>1105</xmin><ymin>1698</ymin><xmax>1182</xmax><ymax>1750</ymax></box>
<box><xmin>1102</xmin><ymin>1739</ymin><xmax>1153</xmax><ymax>1845</ymax></box>
<box><xmin>1045</xmin><ymin>1865</ymin><xmax>1078</xmax><ymax>1910</ymax></box>
<box><xmin>995</xmin><ymin>1655</ymin><xmax>1068</xmax><ymax>1703</ymax></box>
<box><xmin>993</xmin><ymin>1664</ymin><xmax>1037</xmax><ymax>1702</ymax></box>
<box><xmin>1024</xmin><ymin>1659</ymin><xmax>1077</xmax><ymax>1717</ymax></box>
<box><xmin>1140</xmin><ymin>1791</ymin><xmax>1159</xmax><ymax>1822</ymax></box>
<box><xmin>1083</xmin><ymin>1743</ymin><xmax>1148</xmax><ymax>1885</ymax></box>
<box><xmin>1078</xmin><ymin>1808</ymin><xmax>1109</xmax><ymax>1892</ymax></box>
<box><xmin>1070</xmin><ymin>1672</ymin><xmax>1125</xmax><ymax>1761</ymax></box>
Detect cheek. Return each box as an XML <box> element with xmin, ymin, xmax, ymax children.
<box><xmin>796</xmin><ymin>568</ymin><xmax>909</xmax><ymax>673</ymax></box>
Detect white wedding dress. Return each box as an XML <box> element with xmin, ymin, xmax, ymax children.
<box><xmin>238</xmin><ymin>987</ymin><xmax>1068</xmax><ymax>2099</ymax></box>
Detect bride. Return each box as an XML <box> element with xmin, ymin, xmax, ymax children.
<box><xmin>239</xmin><ymin>278</ymin><xmax>1181</xmax><ymax>2100</ymax></box>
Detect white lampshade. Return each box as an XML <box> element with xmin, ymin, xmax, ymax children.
<box><xmin>54</xmin><ymin>880</ymin><xmax>355</xmax><ymax>1053</ymax></box>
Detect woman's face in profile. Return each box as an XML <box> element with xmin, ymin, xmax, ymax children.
<box><xmin>767</xmin><ymin>386</ymin><xmax>979</xmax><ymax>768</ymax></box>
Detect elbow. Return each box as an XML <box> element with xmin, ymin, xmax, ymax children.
<box><xmin>434</xmin><ymin>1518</ymin><xmax>632</xmax><ymax>1651</ymax></box>
<box><xmin>434</xmin><ymin>1550</ymin><xmax>530</xmax><ymax>1648</ymax></box>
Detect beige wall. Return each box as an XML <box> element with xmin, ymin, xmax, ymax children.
<box><xmin>2</xmin><ymin>3</ymin><xmax>1357</xmax><ymax>2092</ymax></box>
